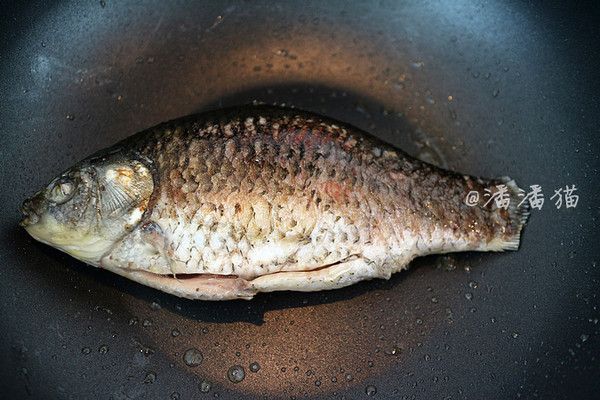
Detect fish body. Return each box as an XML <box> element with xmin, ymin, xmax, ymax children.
<box><xmin>21</xmin><ymin>106</ymin><xmax>529</xmax><ymax>300</ymax></box>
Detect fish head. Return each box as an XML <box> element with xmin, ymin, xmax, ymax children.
<box><xmin>20</xmin><ymin>155</ymin><xmax>154</xmax><ymax>264</ymax></box>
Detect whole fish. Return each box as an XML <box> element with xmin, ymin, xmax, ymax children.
<box><xmin>21</xmin><ymin>106</ymin><xmax>529</xmax><ymax>300</ymax></box>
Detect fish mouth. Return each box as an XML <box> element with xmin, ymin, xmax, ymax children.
<box><xmin>19</xmin><ymin>217</ymin><xmax>35</xmax><ymax>227</ymax></box>
<box><xmin>20</xmin><ymin>199</ymin><xmax>40</xmax><ymax>227</ymax></box>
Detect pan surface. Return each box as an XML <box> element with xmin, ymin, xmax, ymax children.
<box><xmin>1</xmin><ymin>1</ymin><xmax>599</xmax><ymax>399</ymax></box>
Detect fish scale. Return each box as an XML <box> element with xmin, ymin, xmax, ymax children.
<box><xmin>142</xmin><ymin>109</ymin><xmax>508</xmax><ymax>275</ymax></box>
<box><xmin>142</xmin><ymin>116</ymin><xmax>385</xmax><ymax>278</ymax></box>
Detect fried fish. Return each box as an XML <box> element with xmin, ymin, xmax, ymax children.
<box><xmin>21</xmin><ymin>106</ymin><xmax>529</xmax><ymax>300</ymax></box>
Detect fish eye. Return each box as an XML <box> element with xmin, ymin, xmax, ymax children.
<box><xmin>48</xmin><ymin>179</ymin><xmax>77</xmax><ymax>204</ymax></box>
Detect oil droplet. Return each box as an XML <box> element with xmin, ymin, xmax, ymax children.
<box><xmin>98</xmin><ymin>345</ymin><xmax>109</xmax><ymax>354</ymax></box>
<box><xmin>199</xmin><ymin>380</ymin><xmax>211</xmax><ymax>393</ymax></box>
<box><xmin>81</xmin><ymin>347</ymin><xmax>91</xmax><ymax>355</ymax></box>
<box><xmin>142</xmin><ymin>319</ymin><xmax>152</xmax><ymax>327</ymax></box>
<box><xmin>512</xmin><ymin>332</ymin><xmax>519</xmax><ymax>339</ymax></box>
<box><xmin>581</xmin><ymin>334</ymin><xmax>589</xmax><ymax>342</ymax></box>
<box><xmin>249</xmin><ymin>362</ymin><xmax>260</xmax><ymax>373</ymax></box>
<box><xmin>345</xmin><ymin>373</ymin><xmax>353</xmax><ymax>382</ymax></box>
<box><xmin>183</xmin><ymin>348</ymin><xmax>203</xmax><ymax>367</ymax></box>
<box><xmin>143</xmin><ymin>371</ymin><xmax>156</xmax><ymax>384</ymax></box>
<box><xmin>128</xmin><ymin>317</ymin><xmax>138</xmax><ymax>326</ymax></box>
<box><xmin>385</xmin><ymin>346</ymin><xmax>400</xmax><ymax>356</ymax></box>
<box><xmin>66</xmin><ymin>114</ymin><xmax>75</xmax><ymax>121</ymax></box>
<box><xmin>227</xmin><ymin>365</ymin><xmax>245</xmax><ymax>383</ymax></box>
<box><xmin>171</xmin><ymin>328</ymin><xmax>181</xmax><ymax>337</ymax></box>
<box><xmin>208</xmin><ymin>15</ymin><xmax>223</xmax><ymax>30</ymax></box>
<box><xmin>366</xmin><ymin>385</ymin><xmax>377</xmax><ymax>396</ymax></box>
<box><xmin>465</xmin><ymin>292</ymin><xmax>473</xmax><ymax>301</ymax></box>
<box><xmin>468</xmin><ymin>281</ymin><xmax>478</xmax><ymax>289</ymax></box>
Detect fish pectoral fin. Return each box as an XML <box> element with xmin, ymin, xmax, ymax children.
<box><xmin>139</xmin><ymin>221</ymin><xmax>180</xmax><ymax>277</ymax></box>
<box><xmin>249</xmin><ymin>257</ymin><xmax>382</xmax><ymax>293</ymax></box>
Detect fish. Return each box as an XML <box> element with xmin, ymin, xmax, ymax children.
<box><xmin>20</xmin><ymin>105</ymin><xmax>529</xmax><ymax>300</ymax></box>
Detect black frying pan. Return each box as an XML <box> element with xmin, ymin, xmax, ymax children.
<box><xmin>1</xmin><ymin>1</ymin><xmax>599</xmax><ymax>399</ymax></box>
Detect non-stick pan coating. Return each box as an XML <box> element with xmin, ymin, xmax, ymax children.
<box><xmin>1</xmin><ymin>1</ymin><xmax>599</xmax><ymax>399</ymax></box>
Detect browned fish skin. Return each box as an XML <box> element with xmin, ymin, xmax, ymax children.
<box><xmin>22</xmin><ymin>105</ymin><xmax>528</xmax><ymax>299</ymax></box>
<box><xmin>102</xmin><ymin>105</ymin><xmax>526</xmax><ymax>282</ymax></box>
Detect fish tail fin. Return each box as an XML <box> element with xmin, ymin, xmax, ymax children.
<box><xmin>485</xmin><ymin>176</ymin><xmax>531</xmax><ymax>252</ymax></box>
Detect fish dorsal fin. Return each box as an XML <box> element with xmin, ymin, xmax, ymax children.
<box><xmin>99</xmin><ymin>162</ymin><xmax>153</xmax><ymax>217</ymax></box>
